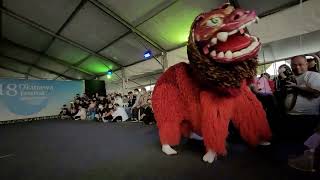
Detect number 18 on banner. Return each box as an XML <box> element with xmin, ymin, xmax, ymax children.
<box><xmin>0</xmin><ymin>84</ymin><xmax>18</xmax><ymax>96</ymax></box>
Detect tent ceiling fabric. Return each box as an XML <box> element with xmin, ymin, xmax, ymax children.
<box><xmin>63</xmin><ymin>69</ymin><xmax>92</xmax><ymax>80</ymax></box>
<box><xmin>248</xmin><ymin>0</ymin><xmax>320</xmax><ymax>44</ymax></box>
<box><xmin>0</xmin><ymin>67</ymin><xmax>25</xmax><ymax>79</ymax></box>
<box><xmin>29</xmin><ymin>68</ymin><xmax>57</xmax><ymax>79</ymax></box>
<box><xmin>3</xmin><ymin>0</ymin><xmax>82</xmax><ymax>32</ymax></box>
<box><xmin>124</xmin><ymin>58</ymin><xmax>163</xmax><ymax>77</ymax></box>
<box><xmin>36</xmin><ymin>57</ymin><xmax>70</xmax><ymax>74</ymax></box>
<box><xmin>98</xmin><ymin>0</ymin><xmax>176</xmax><ymax>26</ymax></box>
<box><xmin>0</xmin><ymin>56</ymin><xmax>30</xmax><ymax>73</ymax></box>
<box><xmin>46</xmin><ymin>39</ymin><xmax>90</xmax><ymax>65</ymax></box>
<box><xmin>137</xmin><ymin>0</ymin><xmax>225</xmax><ymax>50</ymax></box>
<box><xmin>239</xmin><ymin>0</ymin><xmax>298</xmax><ymax>16</ymax></box>
<box><xmin>259</xmin><ymin>29</ymin><xmax>320</xmax><ymax>63</ymax></box>
<box><xmin>0</xmin><ymin>42</ymin><xmax>40</xmax><ymax>64</ymax></box>
<box><xmin>1</xmin><ymin>0</ymin><xmax>318</xmax><ymax>85</ymax></box>
<box><xmin>60</xmin><ymin>2</ymin><xmax>130</xmax><ymax>52</ymax></box>
<box><xmin>99</xmin><ymin>33</ymin><xmax>161</xmax><ymax>66</ymax></box>
<box><xmin>2</xmin><ymin>14</ymin><xmax>53</xmax><ymax>52</ymax></box>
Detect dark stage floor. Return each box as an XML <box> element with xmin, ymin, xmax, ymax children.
<box><xmin>0</xmin><ymin>120</ymin><xmax>319</xmax><ymax>180</ymax></box>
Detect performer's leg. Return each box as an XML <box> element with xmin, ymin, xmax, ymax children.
<box><xmin>232</xmin><ymin>88</ymin><xmax>272</xmax><ymax>146</ymax></box>
<box><xmin>200</xmin><ymin>92</ymin><xmax>233</xmax><ymax>163</ymax></box>
<box><xmin>152</xmin><ymin>84</ymin><xmax>185</xmax><ymax>155</ymax></box>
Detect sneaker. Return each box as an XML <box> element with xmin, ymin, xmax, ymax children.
<box><xmin>288</xmin><ymin>150</ymin><xmax>316</xmax><ymax>172</ymax></box>
<box><xmin>259</xmin><ymin>141</ymin><xmax>271</xmax><ymax>146</ymax></box>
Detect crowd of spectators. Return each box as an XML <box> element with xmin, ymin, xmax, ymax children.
<box><xmin>59</xmin><ymin>88</ymin><xmax>155</xmax><ymax>125</ymax></box>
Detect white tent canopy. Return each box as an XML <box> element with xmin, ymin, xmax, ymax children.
<box><xmin>1</xmin><ymin>0</ymin><xmax>319</xmax><ymax>92</ymax></box>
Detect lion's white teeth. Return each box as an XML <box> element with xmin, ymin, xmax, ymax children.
<box><xmin>211</xmin><ymin>38</ymin><xmax>217</xmax><ymax>45</ymax></box>
<box><xmin>217</xmin><ymin>52</ymin><xmax>225</xmax><ymax>58</ymax></box>
<box><xmin>217</xmin><ymin>32</ymin><xmax>228</xmax><ymax>42</ymax></box>
<box><xmin>225</xmin><ymin>50</ymin><xmax>233</xmax><ymax>59</ymax></box>
<box><xmin>210</xmin><ymin>50</ymin><xmax>216</xmax><ymax>57</ymax></box>
<box><xmin>233</xmin><ymin>51</ymin><xmax>243</xmax><ymax>57</ymax></box>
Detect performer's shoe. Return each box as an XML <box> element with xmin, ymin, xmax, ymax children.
<box><xmin>259</xmin><ymin>141</ymin><xmax>271</xmax><ymax>146</ymax></box>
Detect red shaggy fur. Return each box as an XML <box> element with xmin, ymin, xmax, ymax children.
<box><xmin>152</xmin><ymin>62</ymin><xmax>271</xmax><ymax>155</ymax></box>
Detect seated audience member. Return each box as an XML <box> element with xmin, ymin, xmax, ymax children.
<box><xmin>141</xmin><ymin>99</ymin><xmax>155</xmax><ymax>125</ymax></box>
<box><xmin>59</xmin><ymin>104</ymin><xmax>69</xmax><ymax>119</ymax></box>
<box><xmin>75</xmin><ymin>93</ymin><xmax>80</xmax><ymax>100</ymax></box>
<box><xmin>95</xmin><ymin>104</ymin><xmax>104</xmax><ymax>121</ymax></box>
<box><xmin>123</xmin><ymin>95</ymin><xmax>129</xmax><ymax>106</ymax></box>
<box><xmin>282</xmin><ymin>56</ymin><xmax>320</xmax><ymax>141</ymax></box>
<box><xmin>110</xmin><ymin>98</ymin><xmax>115</xmax><ymax>106</ymax></box>
<box><xmin>87</xmin><ymin>100</ymin><xmax>96</xmax><ymax>120</ymax></box>
<box><xmin>74</xmin><ymin>99</ymin><xmax>80</xmax><ymax>110</ymax></box>
<box><xmin>70</xmin><ymin>103</ymin><xmax>78</xmax><ymax>117</ymax></box>
<box><xmin>111</xmin><ymin>103</ymin><xmax>128</xmax><ymax>122</ymax></box>
<box><xmin>114</xmin><ymin>94</ymin><xmax>124</xmax><ymax>107</ymax></box>
<box><xmin>74</xmin><ymin>105</ymin><xmax>86</xmax><ymax>120</ymax></box>
<box><xmin>102</xmin><ymin>104</ymin><xmax>114</xmax><ymax>122</ymax></box>
<box><xmin>81</xmin><ymin>93</ymin><xmax>88</xmax><ymax>100</ymax></box>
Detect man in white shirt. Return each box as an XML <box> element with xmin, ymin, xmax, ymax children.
<box><xmin>74</xmin><ymin>105</ymin><xmax>87</xmax><ymax>120</ymax></box>
<box><xmin>111</xmin><ymin>103</ymin><xmax>128</xmax><ymax>122</ymax></box>
<box><xmin>288</xmin><ymin>56</ymin><xmax>320</xmax><ymax>115</ymax></box>
<box><xmin>114</xmin><ymin>94</ymin><xmax>124</xmax><ymax>107</ymax></box>
<box><xmin>284</xmin><ymin>56</ymin><xmax>320</xmax><ymax>141</ymax></box>
<box><xmin>286</xmin><ymin>56</ymin><xmax>320</xmax><ymax>171</ymax></box>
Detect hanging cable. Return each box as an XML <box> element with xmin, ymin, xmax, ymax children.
<box><xmin>299</xmin><ymin>0</ymin><xmax>303</xmax><ymax>50</ymax></box>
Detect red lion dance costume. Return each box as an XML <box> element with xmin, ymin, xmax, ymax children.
<box><xmin>152</xmin><ymin>3</ymin><xmax>271</xmax><ymax>163</ymax></box>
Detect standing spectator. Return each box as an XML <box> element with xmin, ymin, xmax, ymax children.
<box><xmin>128</xmin><ymin>91</ymin><xmax>136</xmax><ymax>107</ymax></box>
<box><xmin>132</xmin><ymin>88</ymin><xmax>149</xmax><ymax>121</ymax></box>
<box><xmin>276</xmin><ymin>64</ymin><xmax>297</xmax><ymax>112</ymax></box>
<box><xmin>307</xmin><ymin>57</ymin><xmax>318</xmax><ymax>72</ymax></box>
<box><xmin>126</xmin><ymin>92</ymin><xmax>135</xmax><ymax>119</ymax></box>
<box><xmin>282</xmin><ymin>56</ymin><xmax>320</xmax><ymax>141</ymax></box>
<box><xmin>138</xmin><ymin>88</ymin><xmax>149</xmax><ymax>109</ymax></box>
<box><xmin>131</xmin><ymin>89</ymin><xmax>141</xmax><ymax>121</ymax></box>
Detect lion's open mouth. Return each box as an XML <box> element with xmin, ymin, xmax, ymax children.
<box><xmin>202</xmin><ymin>17</ymin><xmax>260</xmax><ymax>63</ymax></box>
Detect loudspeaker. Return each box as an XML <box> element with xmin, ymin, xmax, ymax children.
<box><xmin>85</xmin><ymin>80</ymin><xmax>106</xmax><ymax>97</ymax></box>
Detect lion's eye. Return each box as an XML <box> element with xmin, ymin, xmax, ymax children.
<box><xmin>206</xmin><ymin>17</ymin><xmax>222</xmax><ymax>27</ymax></box>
